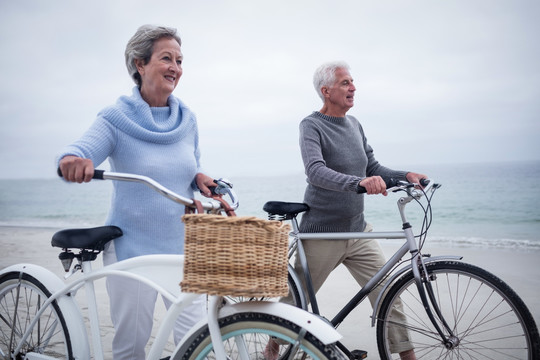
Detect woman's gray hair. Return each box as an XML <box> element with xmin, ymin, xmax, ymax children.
<box><xmin>313</xmin><ymin>61</ymin><xmax>350</xmax><ymax>101</ymax></box>
<box><xmin>125</xmin><ymin>24</ymin><xmax>182</xmax><ymax>87</ymax></box>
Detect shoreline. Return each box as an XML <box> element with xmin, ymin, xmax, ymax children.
<box><xmin>1</xmin><ymin>226</ymin><xmax>539</xmax><ymax>357</ymax></box>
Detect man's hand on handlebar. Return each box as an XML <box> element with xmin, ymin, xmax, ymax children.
<box><xmin>358</xmin><ymin>172</ymin><xmax>429</xmax><ymax>195</ymax></box>
<box><xmin>406</xmin><ymin>172</ymin><xmax>429</xmax><ymax>188</ymax></box>
<box><xmin>59</xmin><ymin>156</ymin><xmax>95</xmax><ymax>183</ymax></box>
<box><xmin>359</xmin><ymin>176</ymin><xmax>389</xmax><ymax>196</ymax></box>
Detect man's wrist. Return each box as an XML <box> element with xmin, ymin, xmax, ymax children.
<box><xmin>355</xmin><ymin>178</ymin><xmax>366</xmax><ymax>193</ymax></box>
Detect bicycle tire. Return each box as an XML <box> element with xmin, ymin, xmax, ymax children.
<box><xmin>0</xmin><ymin>272</ymin><xmax>73</xmax><ymax>359</ymax></box>
<box><xmin>226</xmin><ymin>273</ymin><xmax>305</xmax><ymax>309</ymax></box>
<box><xmin>376</xmin><ymin>260</ymin><xmax>540</xmax><ymax>359</ymax></box>
<box><xmin>175</xmin><ymin>311</ymin><xmax>346</xmax><ymax>360</ymax></box>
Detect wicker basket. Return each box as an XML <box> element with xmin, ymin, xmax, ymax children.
<box><xmin>180</xmin><ymin>214</ymin><xmax>291</xmax><ymax>297</ymax></box>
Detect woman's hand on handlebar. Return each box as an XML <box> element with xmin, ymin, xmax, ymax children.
<box><xmin>360</xmin><ymin>176</ymin><xmax>389</xmax><ymax>196</ymax></box>
<box><xmin>59</xmin><ymin>156</ymin><xmax>94</xmax><ymax>183</ymax></box>
<box><xmin>196</xmin><ymin>172</ymin><xmax>220</xmax><ymax>198</ymax></box>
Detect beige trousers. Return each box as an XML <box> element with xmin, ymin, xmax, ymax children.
<box><xmin>293</xmin><ymin>224</ymin><xmax>414</xmax><ymax>354</ymax></box>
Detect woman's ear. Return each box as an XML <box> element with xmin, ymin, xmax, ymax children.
<box><xmin>134</xmin><ymin>59</ymin><xmax>145</xmax><ymax>73</ymax></box>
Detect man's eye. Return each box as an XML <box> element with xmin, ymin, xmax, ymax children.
<box><xmin>176</xmin><ymin>60</ymin><xmax>182</xmax><ymax>65</ymax></box>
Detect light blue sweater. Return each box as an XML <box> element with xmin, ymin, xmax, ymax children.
<box><xmin>57</xmin><ymin>87</ymin><xmax>202</xmax><ymax>260</ymax></box>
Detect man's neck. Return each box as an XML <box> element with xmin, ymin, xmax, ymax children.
<box><xmin>319</xmin><ymin>104</ymin><xmax>349</xmax><ymax>118</ymax></box>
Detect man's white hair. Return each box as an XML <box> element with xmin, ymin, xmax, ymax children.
<box><xmin>313</xmin><ymin>61</ymin><xmax>350</xmax><ymax>101</ymax></box>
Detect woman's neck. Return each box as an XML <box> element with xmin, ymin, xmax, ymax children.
<box><xmin>140</xmin><ymin>88</ymin><xmax>169</xmax><ymax>107</ymax></box>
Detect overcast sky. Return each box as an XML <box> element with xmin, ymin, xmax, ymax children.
<box><xmin>1</xmin><ymin>0</ymin><xmax>539</xmax><ymax>179</ymax></box>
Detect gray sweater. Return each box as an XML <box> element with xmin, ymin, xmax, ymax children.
<box><xmin>299</xmin><ymin>111</ymin><xmax>408</xmax><ymax>233</ymax></box>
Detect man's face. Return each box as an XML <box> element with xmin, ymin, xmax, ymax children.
<box><xmin>324</xmin><ymin>68</ymin><xmax>356</xmax><ymax>112</ymax></box>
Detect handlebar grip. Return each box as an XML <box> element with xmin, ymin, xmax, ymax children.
<box><xmin>356</xmin><ymin>178</ymin><xmax>398</xmax><ymax>194</ymax></box>
<box><xmin>57</xmin><ymin>168</ymin><xmax>105</xmax><ymax>180</ymax></box>
<box><xmin>420</xmin><ymin>178</ymin><xmax>430</xmax><ymax>187</ymax></box>
<box><xmin>93</xmin><ymin>170</ymin><xmax>105</xmax><ymax>180</ymax></box>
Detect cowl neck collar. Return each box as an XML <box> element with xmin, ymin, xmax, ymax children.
<box><xmin>98</xmin><ymin>87</ymin><xmax>196</xmax><ymax>144</ymax></box>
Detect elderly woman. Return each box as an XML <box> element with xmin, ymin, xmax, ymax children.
<box><xmin>57</xmin><ymin>25</ymin><xmax>215</xmax><ymax>359</ymax></box>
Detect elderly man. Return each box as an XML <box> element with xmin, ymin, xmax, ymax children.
<box><xmin>268</xmin><ymin>61</ymin><xmax>425</xmax><ymax>360</ymax></box>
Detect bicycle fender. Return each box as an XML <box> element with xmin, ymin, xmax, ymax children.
<box><xmin>370</xmin><ymin>255</ymin><xmax>463</xmax><ymax>327</ymax></box>
<box><xmin>0</xmin><ymin>263</ymin><xmax>91</xmax><ymax>359</ymax></box>
<box><xmin>174</xmin><ymin>300</ymin><xmax>342</xmax><ymax>353</ymax></box>
<box><xmin>229</xmin><ymin>301</ymin><xmax>341</xmax><ymax>343</ymax></box>
<box><xmin>288</xmin><ymin>263</ymin><xmax>308</xmax><ymax>310</ymax></box>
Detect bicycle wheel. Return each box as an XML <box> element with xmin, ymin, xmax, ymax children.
<box><xmin>376</xmin><ymin>260</ymin><xmax>540</xmax><ymax>359</ymax></box>
<box><xmin>0</xmin><ymin>272</ymin><xmax>72</xmax><ymax>359</ymax></box>
<box><xmin>175</xmin><ymin>311</ymin><xmax>346</xmax><ymax>360</ymax></box>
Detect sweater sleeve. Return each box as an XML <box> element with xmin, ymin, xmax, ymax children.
<box><xmin>55</xmin><ymin>117</ymin><xmax>117</xmax><ymax>168</ymax></box>
<box><xmin>300</xmin><ymin>119</ymin><xmax>362</xmax><ymax>192</ymax></box>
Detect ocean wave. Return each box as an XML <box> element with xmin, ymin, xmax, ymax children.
<box><xmin>425</xmin><ymin>235</ymin><xmax>540</xmax><ymax>251</ymax></box>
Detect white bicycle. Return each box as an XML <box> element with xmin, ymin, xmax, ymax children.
<box><xmin>0</xmin><ymin>170</ymin><xmax>346</xmax><ymax>360</ymax></box>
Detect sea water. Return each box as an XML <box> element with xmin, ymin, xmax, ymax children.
<box><xmin>1</xmin><ymin>160</ymin><xmax>539</xmax><ymax>250</ymax></box>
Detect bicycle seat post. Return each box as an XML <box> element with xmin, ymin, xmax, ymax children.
<box><xmin>79</xmin><ymin>258</ymin><xmax>105</xmax><ymax>359</ymax></box>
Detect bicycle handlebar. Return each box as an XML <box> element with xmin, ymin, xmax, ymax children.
<box><xmin>57</xmin><ymin>168</ymin><xmax>239</xmax><ymax>212</ymax></box>
<box><xmin>356</xmin><ymin>177</ymin><xmax>430</xmax><ymax>194</ymax></box>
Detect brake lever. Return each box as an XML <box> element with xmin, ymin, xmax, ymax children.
<box><xmin>387</xmin><ymin>180</ymin><xmax>411</xmax><ymax>193</ymax></box>
<box><xmin>204</xmin><ymin>178</ymin><xmax>239</xmax><ymax>210</ymax></box>
<box><xmin>201</xmin><ymin>178</ymin><xmax>233</xmax><ymax>196</ymax></box>
<box><xmin>213</xmin><ymin>178</ymin><xmax>233</xmax><ymax>195</ymax></box>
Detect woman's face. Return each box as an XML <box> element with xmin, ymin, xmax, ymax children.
<box><xmin>136</xmin><ymin>37</ymin><xmax>182</xmax><ymax>106</ymax></box>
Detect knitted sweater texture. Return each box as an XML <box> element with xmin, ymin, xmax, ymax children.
<box><xmin>299</xmin><ymin>111</ymin><xmax>408</xmax><ymax>233</ymax></box>
<box><xmin>57</xmin><ymin>87</ymin><xmax>202</xmax><ymax>260</ymax></box>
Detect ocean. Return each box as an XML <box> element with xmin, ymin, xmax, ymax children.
<box><xmin>1</xmin><ymin>160</ymin><xmax>539</xmax><ymax>251</ymax></box>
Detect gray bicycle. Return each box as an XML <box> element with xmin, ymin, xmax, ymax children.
<box><xmin>261</xmin><ymin>179</ymin><xmax>540</xmax><ymax>360</ymax></box>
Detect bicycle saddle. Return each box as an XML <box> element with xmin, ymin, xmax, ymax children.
<box><xmin>263</xmin><ymin>201</ymin><xmax>309</xmax><ymax>220</ymax></box>
<box><xmin>51</xmin><ymin>226</ymin><xmax>123</xmax><ymax>251</ymax></box>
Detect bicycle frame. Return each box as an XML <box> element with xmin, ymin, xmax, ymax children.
<box><xmin>1</xmin><ymin>254</ymin><xmax>343</xmax><ymax>360</ymax></box>
<box><xmin>286</xmin><ymin>183</ymin><xmax>462</xmax><ymax>342</ymax></box>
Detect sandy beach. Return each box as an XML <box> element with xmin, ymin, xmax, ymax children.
<box><xmin>1</xmin><ymin>225</ymin><xmax>540</xmax><ymax>358</ymax></box>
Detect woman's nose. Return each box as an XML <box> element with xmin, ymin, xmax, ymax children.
<box><xmin>171</xmin><ymin>63</ymin><xmax>182</xmax><ymax>73</ymax></box>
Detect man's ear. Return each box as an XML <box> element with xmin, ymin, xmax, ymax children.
<box><xmin>321</xmin><ymin>86</ymin><xmax>330</xmax><ymax>98</ymax></box>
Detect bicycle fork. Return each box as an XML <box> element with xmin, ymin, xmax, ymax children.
<box><xmin>410</xmin><ymin>252</ymin><xmax>458</xmax><ymax>349</ymax></box>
